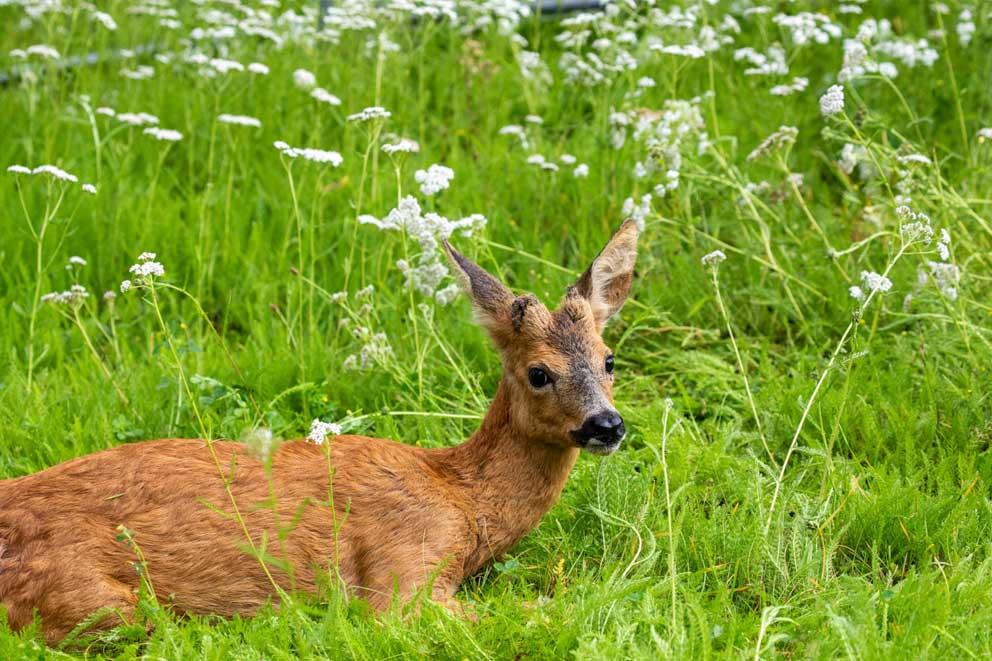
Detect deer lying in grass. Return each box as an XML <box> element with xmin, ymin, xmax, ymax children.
<box><xmin>0</xmin><ymin>220</ymin><xmax>639</xmax><ymax>644</ymax></box>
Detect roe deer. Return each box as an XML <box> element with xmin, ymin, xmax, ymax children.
<box><xmin>0</xmin><ymin>220</ymin><xmax>639</xmax><ymax>644</ymax></box>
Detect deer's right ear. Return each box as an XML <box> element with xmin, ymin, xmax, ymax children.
<box><xmin>443</xmin><ymin>240</ymin><xmax>514</xmax><ymax>341</ymax></box>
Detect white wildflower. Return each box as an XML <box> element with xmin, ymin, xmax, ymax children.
<box><xmin>218</xmin><ymin>114</ymin><xmax>262</xmax><ymax>127</ymax></box>
<box><xmin>311</xmin><ymin>87</ymin><xmax>342</xmax><ymax>106</ymax></box>
<box><xmin>120</xmin><ymin>280</ymin><xmax>132</xmax><ymax>293</ymax></box>
<box><xmin>382</xmin><ymin>138</ymin><xmax>420</xmax><ymax>154</ymax></box>
<box><xmin>573</xmin><ymin>163</ymin><xmax>589</xmax><ymax>178</ymax></box>
<box><xmin>927</xmin><ymin>261</ymin><xmax>960</xmax><ymax>300</ymax></box>
<box><xmin>293</xmin><ymin>68</ymin><xmax>317</xmax><ymax>89</ymax></box>
<box><xmin>7</xmin><ymin>165</ymin><xmax>31</xmax><ymax>174</ymax></box>
<box><xmin>414</xmin><ymin>164</ymin><xmax>454</xmax><ymax>196</ymax></box>
<box><xmin>434</xmin><ymin>283</ymin><xmax>460</xmax><ymax>306</ymax></box>
<box><xmin>701</xmin><ymin>250</ymin><xmax>726</xmax><ymax>266</ymax></box>
<box><xmin>819</xmin><ymin>85</ymin><xmax>845</xmax><ymax>116</ymax></box>
<box><xmin>117</xmin><ymin>112</ymin><xmax>159</xmax><ymax>126</ymax></box>
<box><xmin>248</xmin><ymin>62</ymin><xmax>270</xmax><ymax>75</ymax></box>
<box><xmin>82</xmin><ymin>183</ymin><xmax>97</xmax><ymax>194</ymax></box>
<box><xmin>622</xmin><ymin>194</ymin><xmax>652</xmax><ymax>231</ymax></box>
<box><xmin>307</xmin><ymin>419</ymin><xmax>342</xmax><ymax>445</ymax></box>
<box><xmin>143</xmin><ymin>127</ymin><xmax>183</xmax><ymax>142</ymax></box>
<box><xmin>25</xmin><ymin>44</ymin><xmax>60</xmax><ymax>60</ymax></box>
<box><xmin>860</xmin><ymin>270</ymin><xmax>892</xmax><ymax>294</ymax></box>
<box><xmin>121</xmin><ymin>65</ymin><xmax>155</xmax><ymax>80</ymax></box>
<box><xmin>346</xmin><ymin>106</ymin><xmax>391</xmax><ymax>122</ymax></box>
<box><xmin>32</xmin><ymin>165</ymin><xmax>78</xmax><ymax>183</ymax></box>
<box><xmin>849</xmin><ymin>285</ymin><xmax>865</xmax><ymax>302</ymax></box>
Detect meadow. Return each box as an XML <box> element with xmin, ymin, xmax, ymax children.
<box><xmin>2</xmin><ymin>0</ymin><xmax>992</xmax><ymax>657</ymax></box>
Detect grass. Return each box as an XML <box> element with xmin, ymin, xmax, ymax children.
<box><xmin>2</xmin><ymin>0</ymin><xmax>992</xmax><ymax>657</ymax></box>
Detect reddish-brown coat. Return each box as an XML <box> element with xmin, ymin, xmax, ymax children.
<box><xmin>0</xmin><ymin>220</ymin><xmax>639</xmax><ymax>644</ymax></box>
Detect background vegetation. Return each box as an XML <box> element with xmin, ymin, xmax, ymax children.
<box><xmin>2</xmin><ymin>0</ymin><xmax>991</xmax><ymax>657</ymax></box>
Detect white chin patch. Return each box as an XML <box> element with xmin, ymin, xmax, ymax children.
<box><xmin>582</xmin><ymin>439</ymin><xmax>622</xmax><ymax>456</ymax></box>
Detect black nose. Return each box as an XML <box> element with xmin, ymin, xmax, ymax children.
<box><xmin>575</xmin><ymin>410</ymin><xmax>625</xmax><ymax>443</ymax></box>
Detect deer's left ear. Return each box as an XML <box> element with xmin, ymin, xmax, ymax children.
<box><xmin>572</xmin><ymin>219</ymin><xmax>639</xmax><ymax>330</ymax></box>
<box><xmin>442</xmin><ymin>239</ymin><xmax>515</xmax><ymax>343</ymax></box>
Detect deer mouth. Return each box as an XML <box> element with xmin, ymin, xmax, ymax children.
<box><xmin>571</xmin><ymin>432</ymin><xmax>625</xmax><ymax>455</ymax></box>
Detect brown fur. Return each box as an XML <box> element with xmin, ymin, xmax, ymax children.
<box><xmin>0</xmin><ymin>221</ymin><xmax>639</xmax><ymax>644</ymax></box>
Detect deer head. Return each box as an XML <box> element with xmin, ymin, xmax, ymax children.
<box><xmin>444</xmin><ymin>220</ymin><xmax>639</xmax><ymax>455</ymax></box>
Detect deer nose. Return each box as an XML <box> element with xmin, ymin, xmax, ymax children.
<box><xmin>575</xmin><ymin>410</ymin><xmax>625</xmax><ymax>445</ymax></box>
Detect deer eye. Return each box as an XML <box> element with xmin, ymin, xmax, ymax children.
<box><xmin>605</xmin><ymin>355</ymin><xmax>615</xmax><ymax>374</ymax></box>
<box><xmin>528</xmin><ymin>367</ymin><xmax>551</xmax><ymax>389</ymax></box>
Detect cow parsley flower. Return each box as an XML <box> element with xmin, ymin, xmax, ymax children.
<box><xmin>926</xmin><ymin>261</ymin><xmax>960</xmax><ymax>299</ymax></box>
<box><xmin>248</xmin><ymin>62</ymin><xmax>270</xmax><ymax>75</ymax></box>
<box><xmin>218</xmin><ymin>114</ymin><xmax>262</xmax><ymax>127</ymax></box>
<box><xmin>849</xmin><ymin>285</ymin><xmax>865</xmax><ymax>302</ymax></box>
<box><xmin>819</xmin><ymin>84</ymin><xmax>845</xmax><ymax>116</ymax></box>
<box><xmin>770</xmin><ymin>77</ymin><xmax>809</xmax><ymax>96</ymax></box>
<box><xmin>622</xmin><ymin>194</ymin><xmax>652</xmax><ymax>231</ymax></box>
<box><xmin>274</xmin><ymin>141</ymin><xmax>343</xmax><ymax>165</ymax></box>
<box><xmin>41</xmin><ymin>284</ymin><xmax>89</xmax><ymax>306</ymax></box>
<box><xmin>573</xmin><ymin>163</ymin><xmax>589</xmax><ymax>178</ymax></box>
<box><xmin>307</xmin><ymin>419</ymin><xmax>342</xmax><ymax>445</ymax></box>
<box><xmin>414</xmin><ymin>164</ymin><xmax>454</xmax><ymax>196</ymax></box>
<box><xmin>82</xmin><ymin>183</ymin><xmax>97</xmax><ymax>194</ymax></box>
<box><xmin>860</xmin><ymin>270</ymin><xmax>892</xmax><ymax>294</ymax></box>
<box><xmin>117</xmin><ymin>112</ymin><xmax>159</xmax><ymax>126</ymax></box>
<box><xmin>121</xmin><ymin>65</ymin><xmax>154</xmax><ymax>80</ymax></box>
<box><xmin>293</xmin><ymin>68</ymin><xmax>317</xmax><ymax>89</ymax></box>
<box><xmin>143</xmin><ymin>127</ymin><xmax>183</xmax><ymax>142</ymax></box>
<box><xmin>25</xmin><ymin>44</ymin><xmax>60</xmax><ymax>59</ymax></box>
<box><xmin>347</xmin><ymin>106</ymin><xmax>391</xmax><ymax>122</ymax></box>
<box><xmin>434</xmin><ymin>283</ymin><xmax>460</xmax><ymax>306</ymax></box>
<box><xmin>382</xmin><ymin>138</ymin><xmax>420</xmax><ymax>154</ymax></box>
<box><xmin>978</xmin><ymin>128</ymin><xmax>992</xmax><ymax>142</ymax></box>
<box><xmin>32</xmin><ymin>165</ymin><xmax>78</xmax><ymax>182</ymax></box>
<box><xmin>701</xmin><ymin>250</ymin><xmax>727</xmax><ymax>266</ymax></box>
<box><xmin>311</xmin><ymin>88</ymin><xmax>342</xmax><ymax>106</ymax></box>
<box><xmin>7</xmin><ymin>164</ymin><xmax>31</xmax><ymax>174</ymax></box>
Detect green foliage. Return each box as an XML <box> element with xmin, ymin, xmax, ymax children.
<box><xmin>2</xmin><ymin>0</ymin><xmax>992</xmax><ymax>658</ymax></box>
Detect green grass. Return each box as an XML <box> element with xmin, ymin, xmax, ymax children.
<box><xmin>2</xmin><ymin>0</ymin><xmax>992</xmax><ymax>657</ymax></box>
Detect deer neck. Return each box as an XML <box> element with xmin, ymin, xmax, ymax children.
<box><xmin>443</xmin><ymin>377</ymin><xmax>579</xmax><ymax>571</ymax></box>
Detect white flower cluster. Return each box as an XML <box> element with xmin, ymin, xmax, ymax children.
<box><xmin>307</xmin><ymin>419</ymin><xmax>342</xmax><ymax>445</ymax></box>
<box><xmin>701</xmin><ymin>250</ymin><xmax>727</xmax><ymax>267</ymax></box>
<box><xmin>346</xmin><ymin>106</ymin><xmax>392</xmax><ymax>122</ymax></box>
<box><xmin>293</xmin><ymin>68</ymin><xmax>317</xmax><ymax>89</ymax></box>
<box><xmin>143</xmin><ymin>127</ymin><xmax>183</xmax><ymax>142</ymax></box>
<box><xmin>312</xmin><ymin>88</ymin><xmax>342</xmax><ymax>106</ymax></box>
<box><xmin>273</xmin><ymin>141</ymin><xmax>343</xmax><ymax>166</ymax></box>
<box><xmin>614</xmin><ymin>97</ymin><xmax>709</xmax><ymax>199</ymax></box>
<box><xmin>819</xmin><ymin>85</ymin><xmax>845</xmax><ymax>116</ymax></box>
<box><xmin>837</xmin><ymin>143</ymin><xmax>873</xmax><ymax>179</ymax></box>
<box><xmin>10</xmin><ymin>44</ymin><xmax>60</xmax><ymax>60</ymax></box>
<box><xmin>839</xmin><ymin>19</ymin><xmax>938</xmax><ymax>82</ymax></box>
<box><xmin>359</xmin><ymin>166</ymin><xmax>487</xmax><ymax>300</ymax></box>
<box><xmin>849</xmin><ymin>271</ymin><xmax>893</xmax><ymax>303</ymax></box>
<box><xmin>382</xmin><ymin>138</ymin><xmax>420</xmax><ymax>155</ymax></box>
<box><xmin>622</xmin><ymin>194</ymin><xmax>652</xmax><ymax>232</ymax></box>
<box><xmin>41</xmin><ymin>284</ymin><xmax>89</xmax><ymax>306</ymax></box>
<box><xmin>772</xmin><ymin>12</ymin><xmax>842</xmax><ymax>46</ymax></box>
<box><xmin>121</xmin><ymin>65</ymin><xmax>155</xmax><ymax>80</ymax></box>
<box><xmin>769</xmin><ymin>77</ymin><xmax>809</xmax><ymax>97</ymax></box>
<box><xmin>343</xmin><ymin>328</ymin><xmax>394</xmax><ymax>371</ymax></box>
<box><xmin>218</xmin><ymin>114</ymin><xmax>262</xmax><ymax>127</ymax></box>
<box><xmin>414</xmin><ymin>164</ymin><xmax>455</xmax><ymax>196</ymax></box>
<box><xmin>734</xmin><ymin>46</ymin><xmax>788</xmax><ymax>76</ymax></box>
<box><xmin>120</xmin><ymin>252</ymin><xmax>165</xmax><ymax>293</ymax></box>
